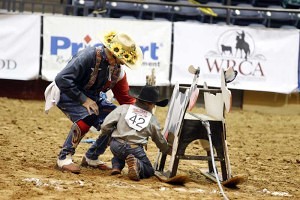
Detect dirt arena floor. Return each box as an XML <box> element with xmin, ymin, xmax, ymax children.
<box><xmin>0</xmin><ymin>97</ymin><xmax>299</xmax><ymax>200</ymax></box>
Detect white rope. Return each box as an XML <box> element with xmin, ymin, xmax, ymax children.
<box><xmin>202</xmin><ymin>121</ymin><xmax>229</xmax><ymax>200</ymax></box>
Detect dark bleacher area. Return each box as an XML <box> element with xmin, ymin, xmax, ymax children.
<box><xmin>1</xmin><ymin>0</ymin><xmax>300</xmax><ymax>29</ymax></box>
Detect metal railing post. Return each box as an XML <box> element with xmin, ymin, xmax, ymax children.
<box><xmin>226</xmin><ymin>0</ymin><xmax>231</xmax><ymax>25</ymax></box>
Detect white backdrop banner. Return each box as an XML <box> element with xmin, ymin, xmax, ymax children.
<box><xmin>0</xmin><ymin>14</ymin><xmax>40</xmax><ymax>80</ymax></box>
<box><xmin>172</xmin><ymin>22</ymin><xmax>299</xmax><ymax>94</ymax></box>
<box><xmin>42</xmin><ymin>16</ymin><xmax>172</xmax><ymax>86</ymax></box>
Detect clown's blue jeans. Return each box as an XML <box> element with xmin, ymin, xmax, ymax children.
<box><xmin>57</xmin><ymin>92</ymin><xmax>116</xmax><ymax>160</ymax></box>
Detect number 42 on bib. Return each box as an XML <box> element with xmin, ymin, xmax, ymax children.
<box><xmin>125</xmin><ymin>105</ymin><xmax>152</xmax><ymax>131</ymax></box>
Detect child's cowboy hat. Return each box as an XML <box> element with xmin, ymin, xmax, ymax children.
<box><xmin>130</xmin><ymin>85</ymin><xmax>169</xmax><ymax>107</ymax></box>
<box><xmin>100</xmin><ymin>31</ymin><xmax>143</xmax><ymax>69</ymax></box>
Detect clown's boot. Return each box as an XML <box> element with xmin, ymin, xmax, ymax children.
<box><xmin>56</xmin><ymin>122</ymin><xmax>88</xmax><ymax>173</ymax></box>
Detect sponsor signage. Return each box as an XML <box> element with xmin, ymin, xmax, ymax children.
<box><xmin>172</xmin><ymin>22</ymin><xmax>299</xmax><ymax>94</ymax></box>
<box><xmin>42</xmin><ymin>16</ymin><xmax>172</xmax><ymax>86</ymax></box>
<box><xmin>0</xmin><ymin>15</ymin><xmax>40</xmax><ymax>80</ymax></box>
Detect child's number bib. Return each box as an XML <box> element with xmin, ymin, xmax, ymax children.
<box><xmin>125</xmin><ymin>105</ymin><xmax>152</xmax><ymax>131</ymax></box>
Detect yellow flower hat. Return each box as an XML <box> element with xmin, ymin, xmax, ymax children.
<box><xmin>100</xmin><ymin>31</ymin><xmax>143</xmax><ymax>69</ymax></box>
